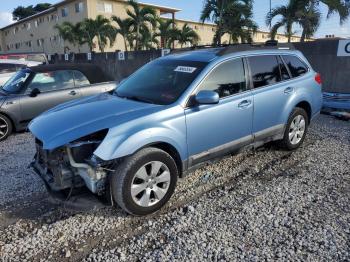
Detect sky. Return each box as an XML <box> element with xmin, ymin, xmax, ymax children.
<box><xmin>0</xmin><ymin>0</ymin><xmax>349</xmax><ymax>38</ymax></box>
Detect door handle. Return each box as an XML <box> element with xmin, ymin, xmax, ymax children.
<box><xmin>238</xmin><ymin>100</ymin><xmax>252</xmax><ymax>109</ymax></box>
<box><xmin>69</xmin><ymin>90</ymin><xmax>77</xmax><ymax>96</ymax></box>
<box><xmin>284</xmin><ymin>87</ymin><xmax>294</xmax><ymax>94</ymax></box>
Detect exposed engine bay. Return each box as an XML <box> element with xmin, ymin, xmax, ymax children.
<box><xmin>31</xmin><ymin>129</ymin><xmax>113</xmax><ymax>196</ymax></box>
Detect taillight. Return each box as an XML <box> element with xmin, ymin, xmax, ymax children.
<box><xmin>315</xmin><ymin>73</ymin><xmax>322</xmax><ymax>85</ymax></box>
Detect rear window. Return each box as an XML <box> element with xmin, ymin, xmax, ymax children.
<box><xmin>248</xmin><ymin>55</ymin><xmax>281</xmax><ymax>88</ymax></box>
<box><xmin>282</xmin><ymin>55</ymin><xmax>308</xmax><ymax>78</ymax></box>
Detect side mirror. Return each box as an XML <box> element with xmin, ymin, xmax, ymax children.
<box><xmin>195</xmin><ymin>90</ymin><xmax>219</xmax><ymax>105</ymax></box>
<box><xmin>29</xmin><ymin>88</ymin><xmax>41</xmax><ymax>97</ymax></box>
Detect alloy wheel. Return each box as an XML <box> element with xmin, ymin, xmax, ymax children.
<box><xmin>131</xmin><ymin>161</ymin><xmax>171</xmax><ymax>207</ymax></box>
<box><xmin>289</xmin><ymin>115</ymin><xmax>306</xmax><ymax>145</ymax></box>
<box><xmin>0</xmin><ymin>116</ymin><xmax>8</xmax><ymax>140</ymax></box>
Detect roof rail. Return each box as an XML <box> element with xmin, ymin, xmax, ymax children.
<box><xmin>217</xmin><ymin>41</ymin><xmax>295</xmax><ymax>56</ymax></box>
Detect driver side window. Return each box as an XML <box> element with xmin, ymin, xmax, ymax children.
<box><xmin>197</xmin><ymin>58</ymin><xmax>247</xmax><ymax>99</ymax></box>
<box><xmin>27</xmin><ymin>70</ymin><xmax>74</xmax><ymax>93</ymax></box>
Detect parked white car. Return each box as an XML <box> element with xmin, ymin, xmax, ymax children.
<box><xmin>0</xmin><ymin>59</ymin><xmax>42</xmax><ymax>86</ymax></box>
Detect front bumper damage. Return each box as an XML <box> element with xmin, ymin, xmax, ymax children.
<box><xmin>30</xmin><ymin>135</ymin><xmax>114</xmax><ymax>200</ymax></box>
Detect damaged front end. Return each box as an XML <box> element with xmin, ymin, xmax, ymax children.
<box><xmin>31</xmin><ymin>129</ymin><xmax>113</xmax><ymax>196</ymax></box>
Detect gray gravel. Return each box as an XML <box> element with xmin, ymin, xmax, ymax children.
<box><xmin>0</xmin><ymin>115</ymin><xmax>349</xmax><ymax>261</ymax></box>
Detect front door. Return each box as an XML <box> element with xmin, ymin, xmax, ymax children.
<box><xmin>19</xmin><ymin>70</ymin><xmax>81</xmax><ymax>123</ymax></box>
<box><xmin>185</xmin><ymin>58</ymin><xmax>253</xmax><ymax>166</ymax></box>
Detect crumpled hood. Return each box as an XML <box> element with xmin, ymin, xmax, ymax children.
<box><xmin>29</xmin><ymin>93</ymin><xmax>161</xmax><ymax>150</ymax></box>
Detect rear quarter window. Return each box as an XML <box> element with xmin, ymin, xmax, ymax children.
<box><xmin>282</xmin><ymin>55</ymin><xmax>308</xmax><ymax>78</ymax></box>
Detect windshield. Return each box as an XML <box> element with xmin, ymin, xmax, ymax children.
<box><xmin>2</xmin><ymin>69</ymin><xmax>31</xmax><ymax>93</ymax></box>
<box><xmin>116</xmin><ymin>59</ymin><xmax>208</xmax><ymax>105</ymax></box>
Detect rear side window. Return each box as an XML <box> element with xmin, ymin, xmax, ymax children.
<box><xmin>282</xmin><ymin>55</ymin><xmax>308</xmax><ymax>78</ymax></box>
<box><xmin>73</xmin><ymin>70</ymin><xmax>90</xmax><ymax>87</ymax></box>
<box><xmin>197</xmin><ymin>58</ymin><xmax>247</xmax><ymax>98</ymax></box>
<box><xmin>248</xmin><ymin>55</ymin><xmax>280</xmax><ymax>88</ymax></box>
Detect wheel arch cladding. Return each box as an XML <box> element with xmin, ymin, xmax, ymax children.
<box><xmin>295</xmin><ymin>101</ymin><xmax>312</xmax><ymax>123</ymax></box>
<box><xmin>146</xmin><ymin>142</ymin><xmax>184</xmax><ymax>176</ymax></box>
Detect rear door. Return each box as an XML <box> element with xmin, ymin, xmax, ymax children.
<box><xmin>247</xmin><ymin>55</ymin><xmax>292</xmax><ymax>140</ymax></box>
<box><xmin>19</xmin><ymin>70</ymin><xmax>82</xmax><ymax>123</ymax></box>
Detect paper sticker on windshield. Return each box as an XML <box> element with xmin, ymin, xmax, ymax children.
<box><xmin>174</xmin><ymin>66</ymin><xmax>197</xmax><ymax>73</ymax></box>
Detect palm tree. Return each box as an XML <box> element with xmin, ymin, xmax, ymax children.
<box><xmin>172</xmin><ymin>24</ymin><xmax>200</xmax><ymax>48</ymax></box>
<box><xmin>296</xmin><ymin>2</ymin><xmax>321</xmax><ymax>42</ymax></box>
<box><xmin>54</xmin><ymin>22</ymin><xmax>85</xmax><ymax>52</ymax></box>
<box><xmin>223</xmin><ymin>0</ymin><xmax>257</xmax><ymax>43</ymax></box>
<box><xmin>155</xmin><ymin>18</ymin><xmax>175</xmax><ymax>48</ymax></box>
<box><xmin>200</xmin><ymin>0</ymin><xmax>228</xmax><ymax>45</ymax></box>
<box><xmin>139</xmin><ymin>27</ymin><xmax>159</xmax><ymax>50</ymax></box>
<box><xmin>126</xmin><ymin>0</ymin><xmax>157</xmax><ymax>50</ymax></box>
<box><xmin>266</xmin><ymin>0</ymin><xmax>300</xmax><ymax>43</ymax></box>
<box><xmin>81</xmin><ymin>15</ymin><xmax>116</xmax><ymax>52</ymax></box>
<box><xmin>112</xmin><ymin>16</ymin><xmax>133</xmax><ymax>51</ymax></box>
<box><xmin>297</xmin><ymin>0</ymin><xmax>348</xmax><ymax>42</ymax></box>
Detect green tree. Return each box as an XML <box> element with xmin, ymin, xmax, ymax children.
<box><xmin>13</xmin><ymin>3</ymin><xmax>51</xmax><ymax>21</ymax></box>
<box><xmin>155</xmin><ymin>19</ymin><xmax>176</xmax><ymax>48</ymax></box>
<box><xmin>81</xmin><ymin>15</ymin><xmax>116</xmax><ymax>53</ymax></box>
<box><xmin>223</xmin><ymin>0</ymin><xmax>257</xmax><ymax>43</ymax></box>
<box><xmin>172</xmin><ymin>24</ymin><xmax>200</xmax><ymax>48</ymax></box>
<box><xmin>126</xmin><ymin>0</ymin><xmax>157</xmax><ymax>50</ymax></box>
<box><xmin>201</xmin><ymin>0</ymin><xmax>229</xmax><ymax>45</ymax></box>
<box><xmin>112</xmin><ymin>16</ymin><xmax>133</xmax><ymax>51</ymax></box>
<box><xmin>266</xmin><ymin>0</ymin><xmax>300</xmax><ymax>42</ymax></box>
<box><xmin>139</xmin><ymin>27</ymin><xmax>159</xmax><ymax>50</ymax></box>
<box><xmin>54</xmin><ymin>22</ymin><xmax>85</xmax><ymax>52</ymax></box>
<box><xmin>298</xmin><ymin>0</ymin><xmax>348</xmax><ymax>42</ymax></box>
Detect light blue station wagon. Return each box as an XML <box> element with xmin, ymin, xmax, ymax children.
<box><xmin>30</xmin><ymin>44</ymin><xmax>323</xmax><ymax>215</ymax></box>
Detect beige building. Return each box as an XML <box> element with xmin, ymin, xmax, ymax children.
<box><xmin>0</xmin><ymin>0</ymin><xmax>307</xmax><ymax>55</ymax></box>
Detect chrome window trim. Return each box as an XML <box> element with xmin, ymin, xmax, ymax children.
<box><xmin>245</xmin><ymin>53</ymin><xmax>311</xmax><ymax>92</ymax></box>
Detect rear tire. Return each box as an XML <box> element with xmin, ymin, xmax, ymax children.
<box><xmin>278</xmin><ymin>107</ymin><xmax>309</xmax><ymax>150</ymax></box>
<box><xmin>111</xmin><ymin>147</ymin><xmax>178</xmax><ymax>216</ymax></box>
<box><xmin>0</xmin><ymin>114</ymin><xmax>13</xmax><ymax>142</ymax></box>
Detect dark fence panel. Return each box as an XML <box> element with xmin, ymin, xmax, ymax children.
<box><xmin>50</xmin><ymin>50</ymin><xmax>162</xmax><ymax>82</ymax></box>
<box><xmin>294</xmin><ymin>40</ymin><xmax>349</xmax><ymax>93</ymax></box>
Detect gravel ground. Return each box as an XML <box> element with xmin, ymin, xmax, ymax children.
<box><xmin>0</xmin><ymin>114</ymin><xmax>349</xmax><ymax>261</ymax></box>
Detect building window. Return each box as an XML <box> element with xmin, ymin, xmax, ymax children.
<box><xmin>34</xmin><ymin>21</ymin><xmax>38</xmax><ymax>28</ymax></box>
<box><xmin>27</xmin><ymin>23</ymin><xmax>31</xmax><ymax>30</ymax></box>
<box><xmin>61</xmin><ymin>7</ymin><xmax>68</xmax><ymax>17</ymax></box>
<box><xmin>75</xmin><ymin>2</ymin><xmax>84</xmax><ymax>13</ymax></box>
<box><xmin>97</xmin><ymin>2</ymin><xmax>113</xmax><ymax>13</ymax></box>
<box><xmin>37</xmin><ymin>39</ymin><xmax>44</xmax><ymax>47</ymax></box>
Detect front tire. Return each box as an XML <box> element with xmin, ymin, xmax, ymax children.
<box><xmin>0</xmin><ymin>114</ymin><xmax>13</xmax><ymax>142</ymax></box>
<box><xmin>111</xmin><ymin>147</ymin><xmax>178</xmax><ymax>216</ymax></box>
<box><xmin>279</xmin><ymin>107</ymin><xmax>309</xmax><ymax>150</ymax></box>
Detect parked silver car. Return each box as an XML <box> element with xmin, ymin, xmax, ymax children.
<box><xmin>0</xmin><ymin>63</ymin><xmax>115</xmax><ymax>141</ymax></box>
<box><xmin>0</xmin><ymin>59</ymin><xmax>42</xmax><ymax>86</ymax></box>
